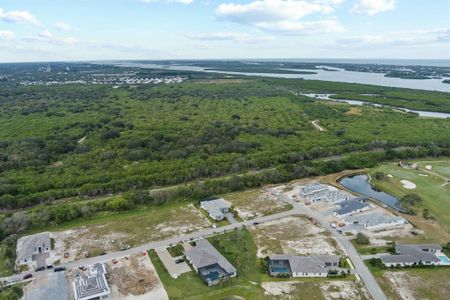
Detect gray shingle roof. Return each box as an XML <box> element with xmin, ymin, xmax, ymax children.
<box><xmin>269</xmin><ymin>255</ymin><xmax>339</xmax><ymax>274</ymax></box>
<box><xmin>334</xmin><ymin>198</ymin><xmax>370</xmax><ymax>216</ymax></box>
<box><xmin>396</xmin><ymin>244</ymin><xmax>441</xmax><ymax>262</ymax></box>
<box><xmin>381</xmin><ymin>255</ymin><xmax>420</xmax><ymax>264</ymax></box>
<box><xmin>16</xmin><ymin>232</ymin><xmax>51</xmax><ymax>262</ymax></box>
<box><xmin>185</xmin><ymin>239</ymin><xmax>236</xmax><ymax>275</ymax></box>
<box><xmin>381</xmin><ymin>244</ymin><xmax>442</xmax><ymax>265</ymax></box>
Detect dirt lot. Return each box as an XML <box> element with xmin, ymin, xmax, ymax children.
<box><xmin>223</xmin><ymin>188</ymin><xmax>291</xmax><ymax>220</ymax></box>
<box><xmin>51</xmin><ymin>203</ymin><xmax>212</xmax><ymax>261</ymax></box>
<box><xmin>107</xmin><ymin>254</ymin><xmax>168</xmax><ymax>300</ymax></box>
<box><xmin>249</xmin><ymin>216</ymin><xmax>341</xmax><ymax>258</ymax></box>
<box><xmin>261</xmin><ymin>280</ymin><xmax>371</xmax><ymax>300</ymax></box>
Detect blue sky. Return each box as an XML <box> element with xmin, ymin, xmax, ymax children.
<box><xmin>0</xmin><ymin>0</ymin><xmax>450</xmax><ymax>62</ymax></box>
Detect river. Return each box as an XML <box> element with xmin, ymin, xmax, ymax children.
<box><xmin>111</xmin><ymin>62</ymin><xmax>450</xmax><ymax>93</ymax></box>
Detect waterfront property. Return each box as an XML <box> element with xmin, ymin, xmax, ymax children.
<box><xmin>200</xmin><ymin>198</ymin><xmax>232</xmax><ymax>221</ymax></box>
<box><xmin>334</xmin><ymin>197</ymin><xmax>371</xmax><ymax>218</ymax></box>
<box><xmin>268</xmin><ymin>255</ymin><xmax>340</xmax><ymax>278</ymax></box>
<box><xmin>15</xmin><ymin>232</ymin><xmax>51</xmax><ymax>270</ymax></box>
<box><xmin>185</xmin><ymin>239</ymin><xmax>237</xmax><ymax>286</ymax></box>
<box><xmin>72</xmin><ymin>263</ymin><xmax>110</xmax><ymax>300</ymax></box>
<box><xmin>381</xmin><ymin>244</ymin><xmax>449</xmax><ymax>267</ymax></box>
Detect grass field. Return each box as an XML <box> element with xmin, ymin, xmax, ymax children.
<box><xmin>369</xmin><ymin>159</ymin><xmax>450</xmax><ymax>242</ymax></box>
<box><xmin>367</xmin><ymin>263</ymin><xmax>450</xmax><ymax>300</ymax></box>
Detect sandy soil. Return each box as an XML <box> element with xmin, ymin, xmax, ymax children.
<box><xmin>250</xmin><ymin>216</ymin><xmax>340</xmax><ymax>258</ymax></box>
<box><xmin>261</xmin><ymin>281</ymin><xmax>297</xmax><ymax>297</ymax></box>
<box><xmin>262</xmin><ymin>281</ymin><xmax>370</xmax><ymax>300</ymax></box>
<box><xmin>107</xmin><ymin>255</ymin><xmax>168</xmax><ymax>300</ymax></box>
<box><xmin>226</xmin><ymin>189</ymin><xmax>289</xmax><ymax>220</ymax></box>
<box><xmin>365</xmin><ymin>224</ymin><xmax>416</xmax><ymax>246</ymax></box>
<box><xmin>320</xmin><ymin>281</ymin><xmax>371</xmax><ymax>300</ymax></box>
<box><xmin>400</xmin><ymin>180</ymin><xmax>416</xmax><ymax>190</ymax></box>
<box><xmin>383</xmin><ymin>271</ymin><xmax>416</xmax><ymax>300</ymax></box>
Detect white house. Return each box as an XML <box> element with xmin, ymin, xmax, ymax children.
<box><xmin>200</xmin><ymin>198</ymin><xmax>232</xmax><ymax>221</ymax></box>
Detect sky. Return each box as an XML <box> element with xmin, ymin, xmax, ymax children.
<box><xmin>0</xmin><ymin>0</ymin><xmax>450</xmax><ymax>62</ymax></box>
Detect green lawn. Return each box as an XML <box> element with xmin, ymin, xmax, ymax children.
<box><xmin>369</xmin><ymin>159</ymin><xmax>450</xmax><ymax>241</ymax></box>
<box><xmin>149</xmin><ymin>229</ymin><xmax>267</xmax><ymax>300</ymax></box>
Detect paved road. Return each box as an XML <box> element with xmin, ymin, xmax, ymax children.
<box><xmin>1</xmin><ymin>206</ymin><xmax>303</xmax><ymax>285</ymax></box>
<box><xmin>271</xmin><ymin>189</ymin><xmax>387</xmax><ymax>300</ymax></box>
<box><xmin>3</xmin><ymin>187</ymin><xmax>387</xmax><ymax>300</ymax></box>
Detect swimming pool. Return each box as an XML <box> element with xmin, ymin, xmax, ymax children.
<box><xmin>439</xmin><ymin>255</ymin><xmax>450</xmax><ymax>264</ymax></box>
<box><xmin>271</xmin><ymin>267</ymin><xmax>290</xmax><ymax>273</ymax></box>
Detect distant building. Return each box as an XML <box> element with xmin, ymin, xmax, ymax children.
<box><xmin>345</xmin><ymin>212</ymin><xmax>408</xmax><ymax>230</ymax></box>
<box><xmin>268</xmin><ymin>255</ymin><xmax>339</xmax><ymax>278</ymax></box>
<box><xmin>381</xmin><ymin>244</ymin><xmax>445</xmax><ymax>267</ymax></box>
<box><xmin>334</xmin><ymin>197</ymin><xmax>371</xmax><ymax>217</ymax></box>
<box><xmin>185</xmin><ymin>239</ymin><xmax>237</xmax><ymax>286</ymax></box>
<box><xmin>298</xmin><ymin>183</ymin><xmax>351</xmax><ymax>203</ymax></box>
<box><xmin>16</xmin><ymin>232</ymin><xmax>51</xmax><ymax>269</ymax></box>
<box><xmin>200</xmin><ymin>198</ymin><xmax>232</xmax><ymax>221</ymax></box>
<box><xmin>72</xmin><ymin>263</ymin><xmax>110</xmax><ymax>300</ymax></box>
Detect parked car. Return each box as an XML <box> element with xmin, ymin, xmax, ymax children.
<box><xmin>120</xmin><ymin>245</ymin><xmax>131</xmax><ymax>251</ymax></box>
<box><xmin>175</xmin><ymin>258</ymin><xmax>184</xmax><ymax>264</ymax></box>
<box><xmin>46</xmin><ymin>265</ymin><xmax>53</xmax><ymax>269</ymax></box>
<box><xmin>54</xmin><ymin>267</ymin><xmax>66</xmax><ymax>272</ymax></box>
<box><xmin>78</xmin><ymin>266</ymin><xmax>87</xmax><ymax>271</ymax></box>
<box><xmin>100</xmin><ymin>251</ymin><xmax>107</xmax><ymax>255</ymax></box>
<box><xmin>23</xmin><ymin>274</ymin><xmax>33</xmax><ymax>280</ymax></box>
<box><xmin>35</xmin><ymin>266</ymin><xmax>45</xmax><ymax>272</ymax></box>
<box><xmin>337</xmin><ymin>229</ymin><xmax>343</xmax><ymax>234</ymax></box>
<box><xmin>253</xmin><ymin>222</ymin><xmax>260</xmax><ymax>225</ymax></box>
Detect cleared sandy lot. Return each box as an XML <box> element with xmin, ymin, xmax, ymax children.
<box><xmin>51</xmin><ymin>203</ymin><xmax>212</xmax><ymax>262</ymax></box>
<box><xmin>262</xmin><ymin>280</ymin><xmax>371</xmax><ymax>300</ymax></box>
<box><xmin>223</xmin><ymin>188</ymin><xmax>291</xmax><ymax>220</ymax></box>
<box><xmin>107</xmin><ymin>254</ymin><xmax>168</xmax><ymax>300</ymax></box>
<box><xmin>249</xmin><ymin>216</ymin><xmax>341</xmax><ymax>258</ymax></box>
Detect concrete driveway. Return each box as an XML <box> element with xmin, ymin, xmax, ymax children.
<box><xmin>155</xmin><ymin>248</ymin><xmax>191</xmax><ymax>279</ymax></box>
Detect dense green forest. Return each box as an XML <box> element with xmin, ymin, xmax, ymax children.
<box><xmin>0</xmin><ymin>63</ymin><xmax>449</xmax><ymax>238</ymax></box>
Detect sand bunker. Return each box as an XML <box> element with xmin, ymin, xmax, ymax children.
<box><xmin>418</xmin><ymin>174</ymin><xmax>428</xmax><ymax>177</ymax></box>
<box><xmin>401</xmin><ymin>180</ymin><xmax>416</xmax><ymax>190</ymax></box>
<box><xmin>387</xmin><ymin>174</ymin><xmax>393</xmax><ymax>178</ymax></box>
<box><xmin>425</xmin><ymin>165</ymin><xmax>432</xmax><ymax>170</ymax></box>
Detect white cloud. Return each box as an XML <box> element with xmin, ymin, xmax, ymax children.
<box><xmin>187</xmin><ymin>31</ymin><xmax>275</xmax><ymax>43</ymax></box>
<box><xmin>0</xmin><ymin>30</ymin><xmax>15</xmax><ymax>40</ymax></box>
<box><xmin>38</xmin><ymin>30</ymin><xmax>53</xmax><ymax>39</ymax></box>
<box><xmin>54</xmin><ymin>22</ymin><xmax>73</xmax><ymax>32</ymax></box>
<box><xmin>0</xmin><ymin>8</ymin><xmax>41</xmax><ymax>26</ymax></box>
<box><xmin>139</xmin><ymin>0</ymin><xmax>194</xmax><ymax>4</ymax></box>
<box><xmin>351</xmin><ymin>0</ymin><xmax>396</xmax><ymax>16</ymax></box>
<box><xmin>215</xmin><ymin>0</ymin><xmax>344</xmax><ymax>34</ymax></box>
